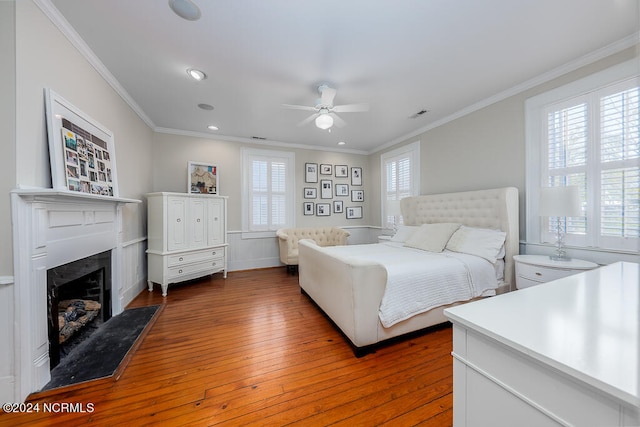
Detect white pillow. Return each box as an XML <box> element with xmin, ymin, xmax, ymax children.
<box><xmin>404</xmin><ymin>223</ymin><xmax>461</xmax><ymax>252</ymax></box>
<box><xmin>389</xmin><ymin>225</ymin><xmax>419</xmax><ymax>243</ymax></box>
<box><xmin>445</xmin><ymin>226</ymin><xmax>507</xmax><ymax>263</ymax></box>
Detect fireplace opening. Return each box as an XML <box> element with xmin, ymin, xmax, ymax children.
<box><xmin>47</xmin><ymin>251</ymin><xmax>112</xmax><ymax>369</ymax></box>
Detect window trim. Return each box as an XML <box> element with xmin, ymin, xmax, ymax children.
<box><xmin>380</xmin><ymin>140</ymin><xmax>421</xmax><ymax>229</ymax></box>
<box><xmin>525</xmin><ymin>59</ymin><xmax>638</xmax><ymax>252</ymax></box>
<box><xmin>241</xmin><ymin>147</ymin><xmax>295</xmax><ymax>238</ymax></box>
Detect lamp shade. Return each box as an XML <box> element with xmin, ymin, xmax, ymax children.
<box><xmin>539</xmin><ymin>186</ymin><xmax>582</xmax><ymax>217</ymax></box>
<box><xmin>315</xmin><ymin>114</ymin><xmax>333</xmax><ymax>130</ymax></box>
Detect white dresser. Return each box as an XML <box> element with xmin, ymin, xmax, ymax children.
<box><xmin>445</xmin><ymin>262</ymin><xmax>640</xmax><ymax>427</ymax></box>
<box><xmin>146</xmin><ymin>192</ymin><xmax>227</xmax><ymax>296</ymax></box>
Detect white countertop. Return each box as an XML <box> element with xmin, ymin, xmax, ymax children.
<box><xmin>445</xmin><ymin>262</ymin><xmax>640</xmax><ymax>408</ymax></box>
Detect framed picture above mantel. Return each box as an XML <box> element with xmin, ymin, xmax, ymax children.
<box><xmin>45</xmin><ymin>89</ymin><xmax>119</xmax><ymax>197</ymax></box>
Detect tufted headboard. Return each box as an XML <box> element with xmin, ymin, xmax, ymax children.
<box><xmin>400</xmin><ymin>187</ymin><xmax>519</xmax><ymax>291</ymax></box>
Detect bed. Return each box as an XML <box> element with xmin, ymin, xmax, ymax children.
<box><xmin>298</xmin><ymin>187</ymin><xmax>519</xmax><ymax>355</ymax></box>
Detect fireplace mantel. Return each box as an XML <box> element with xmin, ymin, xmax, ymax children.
<box><xmin>10</xmin><ymin>188</ymin><xmax>140</xmax><ymax>402</ymax></box>
<box><xmin>13</xmin><ymin>188</ymin><xmax>141</xmax><ymax>204</ymax></box>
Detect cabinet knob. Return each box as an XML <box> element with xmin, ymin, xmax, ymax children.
<box><xmin>212</xmin><ymin>251</ymin><xmax>216</xmax><ymax>256</ymax></box>
<box><xmin>197</xmin><ymin>218</ymin><xmax>201</xmax><ymax>222</ymax></box>
<box><xmin>179</xmin><ymin>257</ymin><xmax>184</xmax><ymax>261</ymax></box>
<box><xmin>212</xmin><ymin>262</ymin><xmax>216</xmax><ymax>266</ymax></box>
<box><xmin>535</xmin><ymin>272</ymin><xmax>542</xmax><ymax>276</ymax></box>
<box><xmin>177</xmin><ymin>218</ymin><xmax>181</xmax><ymax>222</ymax></box>
<box><xmin>178</xmin><ymin>269</ymin><xmax>183</xmax><ymax>274</ymax></box>
<box><xmin>214</xmin><ymin>217</ymin><xmax>218</xmax><ymax>221</ymax></box>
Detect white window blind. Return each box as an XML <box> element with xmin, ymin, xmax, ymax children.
<box><xmin>381</xmin><ymin>141</ymin><xmax>420</xmax><ymax>229</ymax></box>
<box><xmin>242</xmin><ymin>148</ymin><xmax>294</xmax><ymax>233</ymax></box>
<box><xmin>541</xmin><ymin>79</ymin><xmax>639</xmax><ymax>251</ymax></box>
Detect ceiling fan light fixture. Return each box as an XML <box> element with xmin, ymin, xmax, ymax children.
<box><xmin>315</xmin><ymin>113</ymin><xmax>333</xmax><ymax>130</ymax></box>
<box><xmin>187</xmin><ymin>68</ymin><xmax>207</xmax><ymax>81</ymax></box>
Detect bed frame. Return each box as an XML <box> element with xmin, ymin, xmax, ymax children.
<box><xmin>298</xmin><ymin>187</ymin><xmax>519</xmax><ymax>356</ymax></box>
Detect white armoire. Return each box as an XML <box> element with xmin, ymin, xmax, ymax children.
<box><xmin>146</xmin><ymin>192</ymin><xmax>227</xmax><ymax>296</ymax></box>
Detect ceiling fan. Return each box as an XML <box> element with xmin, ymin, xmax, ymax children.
<box><xmin>283</xmin><ymin>84</ymin><xmax>369</xmax><ymax>130</ymax></box>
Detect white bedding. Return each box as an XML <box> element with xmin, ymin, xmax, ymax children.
<box><xmin>321</xmin><ymin>241</ymin><xmax>499</xmax><ymax>327</ymax></box>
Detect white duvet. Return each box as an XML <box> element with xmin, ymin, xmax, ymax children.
<box><xmin>321</xmin><ymin>242</ymin><xmax>499</xmax><ymax>327</ymax></box>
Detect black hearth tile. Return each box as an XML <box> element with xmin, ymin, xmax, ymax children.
<box><xmin>42</xmin><ymin>305</ymin><xmax>159</xmax><ymax>391</ymax></box>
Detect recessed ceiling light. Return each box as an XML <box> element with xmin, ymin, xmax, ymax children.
<box><xmin>187</xmin><ymin>68</ymin><xmax>207</xmax><ymax>81</ymax></box>
<box><xmin>337</xmin><ymin>141</ymin><xmax>346</xmax><ymax>145</ymax></box>
<box><xmin>207</xmin><ymin>125</ymin><xmax>219</xmax><ymax>131</ymax></box>
<box><xmin>198</xmin><ymin>103</ymin><xmax>214</xmax><ymax>110</ymax></box>
<box><xmin>169</xmin><ymin>0</ymin><xmax>201</xmax><ymax>21</ymax></box>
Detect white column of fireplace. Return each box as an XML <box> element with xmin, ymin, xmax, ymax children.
<box><xmin>11</xmin><ymin>189</ymin><xmax>140</xmax><ymax>402</ymax></box>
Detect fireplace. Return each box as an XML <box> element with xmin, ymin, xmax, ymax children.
<box><xmin>47</xmin><ymin>251</ymin><xmax>112</xmax><ymax>368</ymax></box>
<box><xmin>10</xmin><ymin>189</ymin><xmax>141</xmax><ymax>402</ymax></box>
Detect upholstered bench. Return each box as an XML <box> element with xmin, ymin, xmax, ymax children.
<box><xmin>276</xmin><ymin>227</ymin><xmax>350</xmax><ymax>273</ymax></box>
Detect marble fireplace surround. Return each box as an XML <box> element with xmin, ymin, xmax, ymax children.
<box><xmin>11</xmin><ymin>189</ymin><xmax>140</xmax><ymax>402</ymax></box>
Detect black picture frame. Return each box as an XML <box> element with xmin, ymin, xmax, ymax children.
<box><xmin>320</xmin><ymin>179</ymin><xmax>333</xmax><ymax>199</ymax></box>
<box><xmin>305</xmin><ymin>163</ymin><xmax>318</xmax><ymax>183</ymax></box>
<box><xmin>346</xmin><ymin>206</ymin><xmax>363</xmax><ymax>219</ymax></box>
<box><xmin>303</xmin><ymin>202</ymin><xmax>314</xmax><ymax>215</ymax></box>
<box><xmin>351</xmin><ymin>167</ymin><xmax>362</xmax><ymax>186</ymax></box>
<box><xmin>316</xmin><ymin>203</ymin><xmax>331</xmax><ymax>216</ymax></box>
<box><xmin>351</xmin><ymin>189</ymin><xmax>364</xmax><ymax>202</ymax></box>
<box><xmin>320</xmin><ymin>164</ymin><xmax>332</xmax><ymax>175</ymax></box>
<box><xmin>304</xmin><ymin>187</ymin><xmax>317</xmax><ymax>199</ymax></box>
<box><xmin>335</xmin><ymin>165</ymin><xmax>348</xmax><ymax>178</ymax></box>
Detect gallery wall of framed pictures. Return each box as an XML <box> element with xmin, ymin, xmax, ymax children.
<box><xmin>303</xmin><ymin>162</ymin><xmax>364</xmax><ymax>220</ymax></box>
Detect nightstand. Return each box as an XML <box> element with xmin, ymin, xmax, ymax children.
<box><xmin>513</xmin><ymin>254</ymin><xmax>598</xmax><ymax>289</ymax></box>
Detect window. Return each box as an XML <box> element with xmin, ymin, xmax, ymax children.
<box><xmin>380</xmin><ymin>141</ymin><xmax>420</xmax><ymax>229</ymax></box>
<box><xmin>242</xmin><ymin>148</ymin><xmax>295</xmax><ymax>234</ymax></box>
<box><xmin>526</xmin><ymin>61</ymin><xmax>639</xmax><ymax>252</ymax></box>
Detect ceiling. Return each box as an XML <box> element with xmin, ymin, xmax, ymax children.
<box><xmin>47</xmin><ymin>0</ymin><xmax>639</xmax><ymax>153</ymax></box>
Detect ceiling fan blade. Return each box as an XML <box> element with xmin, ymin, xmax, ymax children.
<box><xmin>296</xmin><ymin>113</ymin><xmax>318</xmax><ymax>127</ymax></box>
<box><xmin>332</xmin><ymin>103</ymin><xmax>370</xmax><ymax>113</ymax></box>
<box><xmin>282</xmin><ymin>104</ymin><xmax>318</xmax><ymax>112</ymax></box>
<box><xmin>330</xmin><ymin>113</ymin><xmax>346</xmax><ymax>128</ymax></box>
<box><xmin>320</xmin><ymin>86</ymin><xmax>337</xmax><ymax>106</ymax></box>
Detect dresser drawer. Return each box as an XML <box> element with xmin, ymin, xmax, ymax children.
<box><xmin>168</xmin><ymin>258</ymin><xmax>224</xmax><ymax>280</ymax></box>
<box><xmin>516</xmin><ymin>262</ymin><xmax>577</xmax><ymax>283</ymax></box>
<box><xmin>168</xmin><ymin>247</ymin><xmax>225</xmax><ymax>267</ymax></box>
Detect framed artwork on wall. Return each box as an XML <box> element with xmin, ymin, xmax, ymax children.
<box><xmin>316</xmin><ymin>203</ymin><xmax>331</xmax><ymax>216</ymax></box>
<box><xmin>351</xmin><ymin>167</ymin><xmax>362</xmax><ymax>186</ymax></box>
<box><xmin>335</xmin><ymin>165</ymin><xmax>348</xmax><ymax>178</ymax></box>
<box><xmin>303</xmin><ymin>202</ymin><xmax>314</xmax><ymax>215</ymax></box>
<box><xmin>305</xmin><ymin>163</ymin><xmax>318</xmax><ymax>183</ymax></box>
<box><xmin>333</xmin><ymin>200</ymin><xmax>344</xmax><ymax>214</ymax></box>
<box><xmin>188</xmin><ymin>161</ymin><xmax>218</xmax><ymax>194</ymax></box>
<box><xmin>45</xmin><ymin>89</ymin><xmax>119</xmax><ymax>197</ymax></box>
<box><xmin>351</xmin><ymin>189</ymin><xmax>364</xmax><ymax>202</ymax></box>
<box><xmin>335</xmin><ymin>184</ymin><xmax>349</xmax><ymax>197</ymax></box>
<box><xmin>320</xmin><ymin>180</ymin><xmax>333</xmax><ymax>199</ymax></box>
<box><xmin>320</xmin><ymin>164</ymin><xmax>332</xmax><ymax>175</ymax></box>
<box><xmin>304</xmin><ymin>187</ymin><xmax>317</xmax><ymax>199</ymax></box>
<box><xmin>346</xmin><ymin>206</ymin><xmax>363</xmax><ymax>219</ymax></box>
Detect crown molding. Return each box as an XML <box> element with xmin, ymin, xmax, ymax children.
<box><xmin>371</xmin><ymin>32</ymin><xmax>640</xmax><ymax>154</ymax></box>
<box><xmin>34</xmin><ymin>0</ymin><xmax>156</xmax><ymax>130</ymax></box>
<box><xmin>153</xmin><ymin>127</ymin><xmax>369</xmax><ymax>155</ymax></box>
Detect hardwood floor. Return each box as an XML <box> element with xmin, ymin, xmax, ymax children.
<box><xmin>2</xmin><ymin>268</ymin><xmax>453</xmax><ymax>426</ymax></box>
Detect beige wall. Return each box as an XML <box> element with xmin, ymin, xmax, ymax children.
<box><xmin>152</xmin><ymin>132</ymin><xmax>370</xmax><ymax>230</ymax></box>
<box><xmin>1</xmin><ymin>1</ymin><xmax>16</xmax><ymax>276</ymax></box>
<box><xmin>14</xmin><ymin>0</ymin><xmax>153</xmax><ymax>241</ymax></box>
